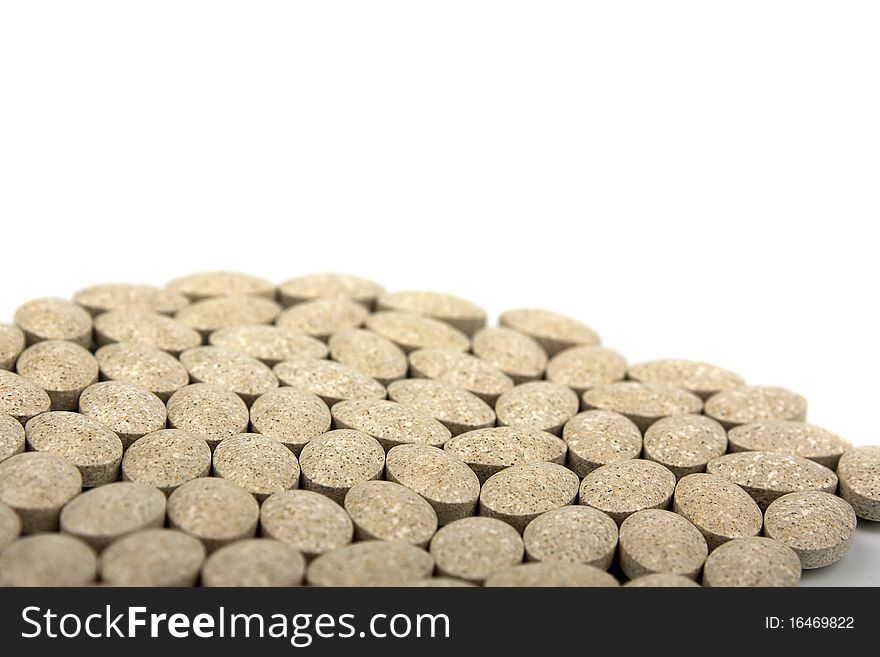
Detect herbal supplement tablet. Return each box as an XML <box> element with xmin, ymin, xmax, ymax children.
<box><xmin>0</xmin><ymin>534</ymin><xmax>97</xmax><ymax>586</ymax></box>
<box><xmin>176</xmin><ymin>296</ymin><xmax>281</xmax><ymax>338</ymax></box>
<box><xmin>472</xmin><ymin>327</ymin><xmax>548</xmax><ymax>383</ymax></box>
<box><xmin>273</xmin><ymin>357</ymin><xmax>386</xmax><ymax>407</ymax></box>
<box><xmin>837</xmin><ymin>446</ymin><xmax>880</xmax><ymax>520</ymax></box>
<box><xmin>298</xmin><ymin>429</ymin><xmax>385</xmax><ymax>504</ymax></box>
<box><xmin>74</xmin><ymin>283</ymin><xmax>189</xmax><ymax>316</ymax></box>
<box><xmin>278</xmin><ymin>272</ymin><xmax>385</xmax><ymax>308</ymax></box>
<box><xmin>59</xmin><ymin>481</ymin><xmax>166</xmax><ymax>549</ymax></box>
<box><xmin>387</xmin><ymin>379</ymin><xmax>494</xmax><ymax>436</ymax></box>
<box><xmin>673</xmin><ymin>473</ymin><xmax>763</xmax><ymax>549</ymax></box>
<box><xmin>642</xmin><ymin>414</ymin><xmax>728</xmax><ymax>479</ymax></box>
<box><xmin>274</xmin><ymin>298</ymin><xmax>368</xmax><ymax>340</ymax></box>
<box><xmin>706</xmin><ymin>451</ymin><xmax>838</xmax><ymax>510</ymax></box>
<box><xmin>95</xmin><ymin>342</ymin><xmax>189</xmax><ymax>401</ymax></box>
<box><xmin>499</xmin><ymin>308</ymin><xmax>600</xmax><ymax>356</ymax></box>
<box><xmin>179</xmin><ymin>345</ymin><xmax>278</xmax><ymax>406</ymax></box>
<box><xmin>727</xmin><ymin>420</ymin><xmax>851</xmax><ymax>469</ymax></box>
<box><xmin>523</xmin><ymin>505</ymin><xmax>617</xmax><ymax>569</ymax></box>
<box><xmin>344</xmin><ymin>480</ymin><xmax>438</xmax><ymax>546</ymax></box>
<box><xmin>579</xmin><ymin>459</ymin><xmax>676</xmax><ymax>524</ymax></box>
<box><xmin>0</xmin><ymin>370</ymin><xmax>50</xmax><ymax>423</ymax></box>
<box><xmin>0</xmin><ymin>502</ymin><xmax>20</xmax><ymax>550</ymax></box>
<box><xmin>704</xmin><ymin>385</ymin><xmax>807</xmax><ymax>430</ymax></box>
<box><xmin>763</xmin><ymin>491</ymin><xmax>856</xmax><ymax>569</ymax></box>
<box><xmin>209</xmin><ymin>324</ymin><xmax>328</xmax><ymax>365</ymax></box>
<box><xmin>702</xmin><ymin>536</ymin><xmax>801</xmax><ymax>587</ymax></box>
<box><xmin>16</xmin><ymin>340</ymin><xmax>98</xmax><ymax>410</ymax></box>
<box><xmin>328</xmin><ymin>328</ymin><xmax>407</xmax><ymax>385</ymax></box>
<box><xmin>78</xmin><ymin>381</ymin><xmax>167</xmax><ymax>449</ymax></box>
<box><xmin>563</xmin><ymin>410</ymin><xmax>642</xmax><ymax>477</ymax></box>
<box><xmin>201</xmin><ymin>538</ymin><xmax>306</xmax><ymax>587</ymax></box>
<box><xmin>365</xmin><ymin>311</ymin><xmax>470</xmax><ymax>353</ymax></box>
<box><xmin>167</xmin><ymin>477</ymin><xmax>259</xmax><ymax>551</ymax></box>
<box><xmin>444</xmin><ymin>426</ymin><xmax>567</xmax><ymax>483</ymax></box>
<box><xmin>25</xmin><ymin>411</ymin><xmax>123</xmax><ymax>486</ymax></box>
<box><xmin>166</xmin><ymin>383</ymin><xmax>249</xmax><ymax>449</ymax></box>
<box><xmin>628</xmin><ymin>359</ymin><xmax>744</xmax><ymax>400</ymax></box>
<box><xmin>0</xmin><ymin>414</ymin><xmax>25</xmax><ymax>463</ymax></box>
<box><xmin>212</xmin><ymin>433</ymin><xmax>299</xmax><ymax>500</ymax></box>
<box><xmin>14</xmin><ymin>297</ymin><xmax>92</xmax><ymax>348</ymax></box>
<box><xmin>495</xmin><ymin>381</ymin><xmax>579</xmax><ymax>436</ymax></box>
<box><xmin>330</xmin><ymin>399</ymin><xmax>450</xmax><ymax>451</ymax></box>
<box><xmin>0</xmin><ymin>324</ymin><xmax>25</xmax><ymax>370</ymax></box>
<box><xmin>429</xmin><ymin>516</ymin><xmax>524</xmax><ymax>583</ymax></box>
<box><xmin>306</xmin><ymin>540</ymin><xmax>434</xmax><ymax>586</ymax></box>
<box><xmin>405</xmin><ymin>577</ymin><xmax>477</xmax><ymax>587</ymax></box>
<box><xmin>479</xmin><ymin>462</ymin><xmax>580</xmax><ymax>533</ymax></box>
<box><xmin>618</xmin><ymin>509</ymin><xmax>708</xmax><ymax>579</ymax></box>
<box><xmin>582</xmin><ymin>382</ymin><xmax>703</xmax><ymax>433</ymax></box>
<box><xmin>260</xmin><ymin>489</ymin><xmax>353</xmax><ymax>557</ymax></box>
<box><xmin>0</xmin><ymin>451</ymin><xmax>81</xmax><ymax>532</ymax></box>
<box><xmin>377</xmin><ymin>290</ymin><xmax>487</xmax><ymax>336</ymax></box>
<box><xmin>409</xmin><ymin>347</ymin><xmax>514</xmax><ymax>404</ymax></box>
<box><xmin>625</xmin><ymin>573</ymin><xmax>701</xmax><ymax>587</ymax></box>
<box><xmin>94</xmin><ymin>308</ymin><xmax>201</xmax><ymax>355</ymax></box>
<box><xmin>122</xmin><ymin>429</ymin><xmax>211</xmax><ymax>494</ymax></box>
<box><xmin>546</xmin><ymin>345</ymin><xmax>627</xmax><ymax>394</ymax></box>
<box><xmin>486</xmin><ymin>562</ymin><xmax>619</xmax><ymax>587</ymax></box>
<box><xmin>167</xmin><ymin>270</ymin><xmax>276</xmax><ymax>300</ymax></box>
<box><xmin>100</xmin><ymin>528</ymin><xmax>206</xmax><ymax>586</ymax></box>
<box><xmin>385</xmin><ymin>444</ymin><xmax>480</xmax><ymax>525</ymax></box>
<box><xmin>249</xmin><ymin>387</ymin><xmax>331</xmax><ymax>455</ymax></box>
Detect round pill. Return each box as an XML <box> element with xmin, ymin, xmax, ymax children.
<box><xmin>179</xmin><ymin>345</ymin><xmax>278</xmax><ymax>406</ymax></box>
<box><xmin>582</xmin><ymin>381</ymin><xmax>703</xmax><ymax>433</ymax></box>
<box><xmin>387</xmin><ymin>379</ymin><xmax>494</xmax><ymax>436</ymax></box>
<box><xmin>201</xmin><ymin>538</ymin><xmax>306</xmax><ymax>587</ymax></box>
<box><xmin>706</xmin><ymin>451</ymin><xmax>838</xmax><ymax>510</ymax></box>
<box><xmin>260</xmin><ymin>489</ymin><xmax>353</xmax><ymax>557</ymax></box>
<box><xmin>212</xmin><ymin>433</ymin><xmax>299</xmax><ymax>500</ymax></box>
<box><xmin>344</xmin><ymin>480</ymin><xmax>438</xmax><ymax>546</ymax></box>
<box><xmin>624</xmin><ymin>573</ymin><xmax>701</xmax><ymax>587</ymax></box>
<box><xmin>495</xmin><ymin>381</ymin><xmax>579</xmax><ymax>436</ymax></box>
<box><xmin>408</xmin><ymin>347</ymin><xmax>514</xmax><ymax>404</ymax></box>
<box><xmin>702</xmin><ymin>536</ymin><xmax>801</xmax><ymax>587</ymax></box>
<box><xmin>763</xmin><ymin>491</ymin><xmax>856</xmax><ymax>569</ymax></box>
<box><xmin>176</xmin><ymin>296</ymin><xmax>281</xmax><ymax>337</ymax></box>
<box><xmin>25</xmin><ymin>411</ymin><xmax>123</xmax><ymax>486</ymax></box>
<box><xmin>278</xmin><ymin>272</ymin><xmax>384</xmax><ymax>308</ymax></box>
<box><xmin>365</xmin><ymin>311</ymin><xmax>470</xmax><ymax>353</ymax></box>
<box><xmin>16</xmin><ymin>339</ymin><xmax>98</xmax><ymax>410</ymax></box>
<box><xmin>499</xmin><ymin>308</ymin><xmax>600</xmax><ymax>356</ymax></box>
<box><xmin>522</xmin><ymin>505</ymin><xmax>618</xmax><ymax>569</ymax></box>
<box><xmin>0</xmin><ymin>324</ymin><xmax>25</xmax><ymax>370</ymax></box>
<box><xmin>385</xmin><ymin>444</ymin><xmax>480</xmax><ymax>525</ymax></box>
<box><xmin>166</xmin><ymin>383</ymin><xmax>249</xmax><ymax>449</ymax></box>
<box><xmin>328</xmin><ymin>328</ymin><xmax>407</xmax><ymax>385</ymax></box>
<box><xmin>167</xmin><ymin>477</ymin><xmax>259</xmax><ymax>551</ymax></box>
<box><xmin>122</xmin><ymin>429</ymin><xmax>211</xmax><ymax>494</ymax></box>
<box><xmin>579</xmin><ymin>459</ymin><xmax>676</xmax><ymax>524</ymax></box>
<box><xmin>0</xmin><ymin>502</ymin><xmax>22</xmax><ymax>550</ymax></box>
<box><xmin>209</xmin><ymin>324</ymin><xmax>328</xmax><ymax>365</ymax></box>
<box><xmin>0</xmin><ymin>370</ymin><xmax>50</xmax><ymax>423</ymax></box>
<box><xmin>298</xmin><ymin>429</ymin><xmax>385</xmax><ymax>504</ymax></box>
<box><xmin>377</xmin><ymin>290</ymin><xmax>487</xmax><ymax>336</ymax></box>
<box><xmin>471</xmin><ymin>327</ymin><xmax>547</xmax><ymax>383</ymax></box>
<box><xmin>100</xmin><ymin>528</ymin><xmax>206</xmax><ymax>586</ymax></box>
<box><xmin>306</xmin><ymin>540</ymin><xmax>434</xmax><ymax>586</ymax></box>
<box><xmin>837</xmin><ymin>446</ymin><xmax>880</xmax><ymax>520</ymax></box>
<box><xmin>331</xmin><ymin>399</ymin><xmax>450</xmax><ymax>451</ymax></box>
<box><xmin>95</xmin><ymin>342</ymin><xmax>189</xmax><ymax>401</ymax></box>
<box><xmin>59</xmin><ymin>481</ymin><xmax>166</xmax><ymax>549</ymax></box>
<box><xmin>444</xmin><ymin>426</ymin><xmax>567</xmax><ymax>483</ymax></box>
<box><xmin>479</xmin><ymin>462</ymin><xmax>580</xmax><ymax>533</ymax></box>
<box><xmin>727</xmin><ymin>420</ymin><xmax>851</xmax><ymax>469</ymax></box>
<box><xmin>14</xmin><ymin>297</ymin><xmax>92</xmax><ymax>348</ymax></box>
<box><xmin>0</xmin><ymin>414</ymin><xmax>25</xmax><ymax>464</ymax></box>
<box><xmin>0</xmin><ymin>451</ymin><xmax>81</xmax><ymax>532</ymax></box>
<box><xmin>74</xmin><ymin>283</ymin><xmax>189</xmax><ymax>316</ymax></box>
<box><xmin>618</xmin><ymin>509</ymin><xmax>708</xmax><ymax>580</ymax></box>
<box><xmin>627</xmin><ymin>358</ymin><xmax>745</xmax><ymax>400</ymax></box>
<box><xmin>672</xmin><ymin>473</ymin><xmax>763</xmax><ymax>549</ymax></box>
<box><xmin>249</xmin><ymin>387</ymin><xmax>331</xmax><ymax>455</ymax></box>
<box><xmin>563</xmin><ymin>410</ymin><xmax>642</xmax><ymax>477</ymax></box>
<box><xmin>94</xmin><ymin>308</ymin><xmax>202</xmax><ymax>355</ymax></box>
<box><xmin>273</xmin><ymin>357</ymin><xmax>386</xmax><ymax>407</ymax></box>
<box><xmin>704</xmin><ymin>385</ymin><xmax>807</xmax><ymax>430</ymax></box>
<box><xmin>0</xmin><ymin>533</ymin><xmax>96</xmax><ymax>586</ymax></box>
<box><xmin>642</xmin><ymin>414</ymin><xmax>728</xmax><ymax>479</ymax></box>
<box><xmin>485</xmin><ymin>562</ymin><xmax>619</xmax><ymax>587</ymax></box>
<box><xmin>429</xmin><ymin>516</ymin><xmax>523</xmax><ymax>583</ymax></box>
<box><xmin>546</xmin><ymin>345</ymin><xmax>627</xmax><ymax>394</ymax></box>
<box><xmin>167</xmin><ymin>270</ymin><xmax>276</xmax><ymax>300</ymax></box>
<box><xmin>274</xmin><ymin>298</ymin><xmax>368</xmax><ymax>340</ymax></box>
<box><xmin>78</xmin><ymin>381</ymin><xmax>167</xmax><ymax>449</ymax></box>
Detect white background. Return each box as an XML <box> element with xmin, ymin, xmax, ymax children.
<box><xmin>0</xmin><ymin>2</ymin><xmax>877</xmax><ymax>585</ymax></box>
